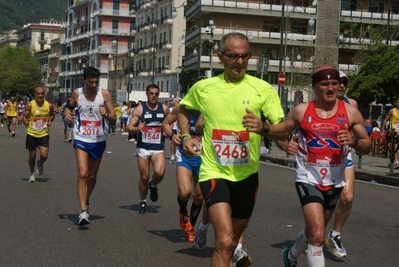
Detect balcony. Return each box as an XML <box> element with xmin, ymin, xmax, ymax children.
<box><xmin>38</xmin><ymin>37</ymin><xmax>48</xmax><ymax>44</ymax></box>
<box><xmin>98</xmin><ymin>8</ymin><xmax>130</xmax><ymax>17</ymax></box>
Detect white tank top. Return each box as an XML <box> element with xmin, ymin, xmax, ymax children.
<box><xmin>73</xmin><ymin>87</ymin><xmax>108</xmax><ymax>143</ymax></box>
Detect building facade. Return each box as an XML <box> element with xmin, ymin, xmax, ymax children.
<box><xmin>180</xmin><ymin>0</ymin><xmax>399</xmax><ymax>108</ymax></box>
<box><xmin>59</xmin><ymin>0</ymin><xmax>136</xmax><ymax>103</ymax></box>
<box><xmin>16</xmin><ymin>19</ymin><xmax>65</xmax><ymax>52</ymax></box>
<box><xmin>128</xmin><ymin>0</ymin><xmax>187</xmax><ymax>102</ymax></box>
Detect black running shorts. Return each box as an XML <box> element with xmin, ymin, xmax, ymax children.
<box><xmin>295</xmin><ymin>182</ymin><xmax>343</xmax><ymax>210</ymax></box>
<box><xmin>26</xmin><ymin>134</ymin><xmax>50</xmax><ymax>150</ymax></box>
<box><xmin>200</xmin><ymin>173</ymin><xmax>259</xmax><ymax>219</ymax></box>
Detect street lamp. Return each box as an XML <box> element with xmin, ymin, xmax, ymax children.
<box><xmin>172</xmin><ymin>0</ymin><xmax>194</xmax><ymax>18</ymax></box>
<box><xmin>205</xmin><ymin>20</ymin><xmax>217</xmax><ymax>77</ymax></box>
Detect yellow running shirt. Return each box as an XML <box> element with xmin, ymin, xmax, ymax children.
<box><xmin>390</xmin><ymin>108</ymin><xmax>399</xmax><ymax>132</ymax></box>
<box><xmin>6</xmin><ymin>101</ymin><xmax>17</xmax><ymax>117</ymax></box>
<box><xmin>27</xmin><ymin>100</ymin><xmax>50</xmax><ymax>138</ymax></box>
<box><xmin>181</xmin><ymin>74</ymin><xmax>284</xmax><ymax>182</ymax></box>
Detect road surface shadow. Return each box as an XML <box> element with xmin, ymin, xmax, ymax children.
<box><xmin>119</xmin><ymin>204</ymin><xmax>161</xmax><ymax>214</ymax></box>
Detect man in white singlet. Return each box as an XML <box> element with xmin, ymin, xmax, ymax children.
<box><xmin>65</xmin><ymin>67</ymin><xmax>116</xmax><ymax>226</ymax></box>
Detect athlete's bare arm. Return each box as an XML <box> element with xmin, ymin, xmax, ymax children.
<box><xmin>381</xmin><ymin>109</ymin><xmax>393</xmax><ymax>133</ymax></box>
<box><xmin>127</xmin><ymin>104</ymin><xmax>144</xmax><ymax>134</ymax></box>
<box><xmin>162</xmin><ymin>104</ymin><xmax>179</xmax><ymax>136</ymax></box>
<box><xmin>64</xmin><ymin>89</ymin><xmax>78</xmax><ymax>122</ymax></box>
<box><xmin>22</xmin><ymin>102</ymin><xmax>32</xmax><ymax>127</ymax></box>
<box><xmin>344</xmin><ymin>104</ymin><xmax>372</xmax><ymax>155</ymax></box>
<box><xmin>47</xmin><ymin>104</ymin><xmax>55</xmax><ymax>126</ymax></box>
<box><xmin>194</xmin><ymin>114</ymin><xmax>204</xmax><ymax>133</ymax></box>
<box><xmin>101</xmin><ymin>89</ymin><xmax>116</xmax><ymax>122</ymax></box>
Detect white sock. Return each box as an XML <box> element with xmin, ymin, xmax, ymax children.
<box><xmin>290</xmin><ymin>229</ymin><xmax>309</xmax><ymax>259</ymax></box>
<box><xmin>198</xmin><ymin>220</ymin><xmax>208</xmax><ymax>232</ymax></box>
<box><xmin>307</xmin><ymin>244</ymin><xmax>325</xmax><ymax>267</ymax></box>
<box><xmin>140</xmin><ymin>199</ymin><xmax>147</xmax><ymax>203</ymax></box>
<box><xmin>234</xmin><ymin>243</ymin><xmax>242</xmax><ymax>254</ymax></box>
<box><xmin>331</xmin><ymin>230</ymin><xmax>340</xmax><ymax>238</ymax></box>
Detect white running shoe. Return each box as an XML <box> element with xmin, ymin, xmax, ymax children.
<box><xmin>28</xmin><ymin>174</ymin><xmax>35</xmax><ymax>183</ymax></box>
<box><xmin>233</xmin><ymin>249</ymin><xmax>252</xmax><ymax>267</ymax></box>
<box><xmin>170</xmin><ymin>155</ymin><xmax>175</xmax><ymax>161</ymax></box>
<box><xmin>78</xmin><ymin>210</ymin><xmax>90</xmax><ymax>226</ymax></box>
<box><xmin>325</xmin><ymin>232</ymin><xmax>347</xmax><ymax>258</ymax></box>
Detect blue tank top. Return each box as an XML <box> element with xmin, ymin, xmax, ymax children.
<box><xmin>343</xmin><ymin>96</ymin><xmax>350</xmax><ymax>104</ymax></box>
<box><xmin>137</xmin><ymin>102</ymin><xmax>165</xmax><ymax>150</ymax></box>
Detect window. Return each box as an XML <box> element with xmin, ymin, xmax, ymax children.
<box><xmin>113</xmin><ymin>0</ymin><xmax>120</xmax><ymax>10</ymax></box>
<box><xmin>112</xmin><ymin>20</ymin><xmax>119</xmax><ymax>29</ymax></box>
<box><xmin>369</xmin><ymin>2</ymin><xmax>384</xmax><ymax>13</ymax></box>
<box><xmin>393</xmin><ymin>1</ymin><xmax>399</xmax><ymax>14</ymax></box>
<box><xmin>263</xmin><ymin>20</ymin><xmax>275</xmax><ymax>32</ymax></box>
<box><xmin>40</xmin><ymin>32</ymin><xmax>45</xmax><ymax>40</ymax></box>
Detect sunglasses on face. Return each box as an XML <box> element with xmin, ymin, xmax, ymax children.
<box><xmin>221</xmin><ymin>52</ymin><xmax>252</xmax><ymax>61</ymax></box>
<box><xmin>148</xmin><ymin>92</ymin><xmax>159</xmax><ymax>96</ymax></box>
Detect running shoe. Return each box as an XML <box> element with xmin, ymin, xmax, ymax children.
<box><xmin>78</xmin><ymin>210</ymin><xmax>90</xmax><ymax>226</ymax></box>
<box><xmin>28</xmin><ymin>173</ymin><xmax>35</xmax><ymax>183</ymax></box>
<box><xmin>68</xmin><ymin>138</ymin><xmax>72</xmax><ymax>143</ymax></box>
<box><xmin>11</xmin><ymin>132</ymin><xmax>15</xmax><ymax>137</ymax></box>
<box><xmin>170</xmin><ymin>155</ymin><xmax>175</xmax><ymax>161</ymax></box>
<box><xmin>233</xmin><ymin>250</ymin><xmax>252</xmax><ymax>267</ymax></box>
<box><xmin>325</xmin><ymin>232</ymin><xmax>347</xmax><ymax>258</ymax></box>
<box><xmin>137</xmin><ymin>201</ymin><xmax>147</xmax><ymax>214</ymax></box>
<box><xmin>186</xmin><ymin>227</ymin><xmax>195</xmax><ymax>243</ymax></box>
<box><xmin>282</xmin><ymin>248</ymin><xmax>297</xmax><ymax>267</ymax></box>
<box><xmin>194</xmin><ymin>221</ymin><xmax>208</xmax><ymax>251</ymax></box>
<box><xmin>149</xmin><ymin>181</ymin><xmax>158</xmax><ymax>202</ymax></box>
<box><xmin>36</xmin><ymin>160</ymin><xmax>43</xmax><ymax>176</ymax></box>
<box><xmin>179</xmin><ymin>211</ymin><xmax>191</xmax><ymax>231</ymax></box>
<box><xmin>7</xmin><ymin>125</ymin><xmax>11</xmax><ymax>132</ymax></box>
<box><xmin>394</xmin><ymin>161</ymin><xmax>399</xmax><ymax>169</ymax></box>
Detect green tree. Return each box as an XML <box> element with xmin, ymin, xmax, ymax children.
<box><xmin>0</xmin><ymin>46</ymin><xmax>42</xmax><ymax>97</ymax></box>
<box><xmin>348</xmin><ymin>44</ymin><xmax>399</xmax><ymax>106</ymax></box>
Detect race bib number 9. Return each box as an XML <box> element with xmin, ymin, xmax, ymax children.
<box><xmin>142</xmin><ymin>126</ymin><xmax>162</xmax><ymax>144</ymax></box>
<box><xmin>32</xmin><ymin>118</ymin><xmax>47</xmax><ymax>130</ymax></box>
<box><xmin>81</xmin><ymin>120</ymin><xmax>101</xmax><ymax>136</ymax></box>
<box><xmin>211</xmin><ymin>129</ymin><xmax>250</xmax><ymax>166</ymax></box>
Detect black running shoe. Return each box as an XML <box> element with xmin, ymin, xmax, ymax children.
<box><xmin>149</xmin><ymin>181</ymin><xmax>158</xmax><ymax>202</ymax></box>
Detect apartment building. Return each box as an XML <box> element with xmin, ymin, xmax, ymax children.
<box><xmin>127</xmin><ymin>0</ymin><xmax>186</xmax><ymax>102</ymax></box>
<box><xmin>0</xmin><ymin>30</ymin><xmax>18</xmax><ymax>49</ymax></box>
<box><xmin>179</xmin><ymin>0</ymin><xmax>399</xmax><ymax>108</ymax></box>
<box><xmin>15</xmin><ymin>19</ymin><xmax>65</xmax><ymax>51</ymax></box>
<box><xmin>58</xmin><ymin>0</ymin><xmax>136</xmax><ymax>103</ymax></box>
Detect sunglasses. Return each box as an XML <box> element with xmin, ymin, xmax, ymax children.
<box><xmin>221</xmin><ymin>52</ymin><xmax>252</xmax><ymax>61</ymax></box>
<box><xmin>148</xmin><ymin>92</ymin><xmax>159</xmax><ymax>96</ymax></box>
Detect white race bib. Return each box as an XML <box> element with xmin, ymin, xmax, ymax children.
<box><xmin>142</xmin><ymin>126</ymin><xmax>162</xmax><ymax>144</ymax></box>
<box><xmin>32</xmin><ymin>118</ymin><xmax>47</xmax><ymax>130</ymax></box>
<box><xmin>211</xmin><ymin>129</ymin><xmax>250</xmax><ymax>166</ymax></box>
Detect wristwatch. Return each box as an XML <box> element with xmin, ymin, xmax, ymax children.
<box><xmin>260</xmin><ymin>125</ymin><xmax>270</xmax><ymax>135</ymax></box>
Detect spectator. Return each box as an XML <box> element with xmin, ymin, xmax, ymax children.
<box><xmin>365</xmin><ymin>119</ymin><xmax>372</xmax><ymax>136</ymax></box>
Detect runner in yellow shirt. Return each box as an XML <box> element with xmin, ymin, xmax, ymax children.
<box><xmin>23</xmin><ymin>87</ymin><xmax>55</xmax><ymax>182</ymax></box>
<box><xmin>178</xmin><ymin>32</ymin><xmax>287</xmax><ymax>267</ymax></box>
<box><xmin>6</xmin><ymin>96</ymin><xmax>18</xmax><ymax>136</ymax></box>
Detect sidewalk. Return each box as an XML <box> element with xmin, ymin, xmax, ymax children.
<box><xmin>260</xmin><ymin>144</ymin><xmax>399</xmax><ymax>187</ymax></box>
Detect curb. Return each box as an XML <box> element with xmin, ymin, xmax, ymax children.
<box><xmin>260</xmin><ymin>155</ymin><xmax>399</xmax><ymax>187</ymax></box>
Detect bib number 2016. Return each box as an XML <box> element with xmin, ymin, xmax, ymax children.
<box><xmin>82</xmin><ymin>127</ymin><xmax>100</xmax><ymax>136</ymax></box>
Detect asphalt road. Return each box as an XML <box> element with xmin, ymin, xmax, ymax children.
<box><xmin>0</xmin><ymin>117</ymin><xmax>398</xmax><ymax>267</ymax></box>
